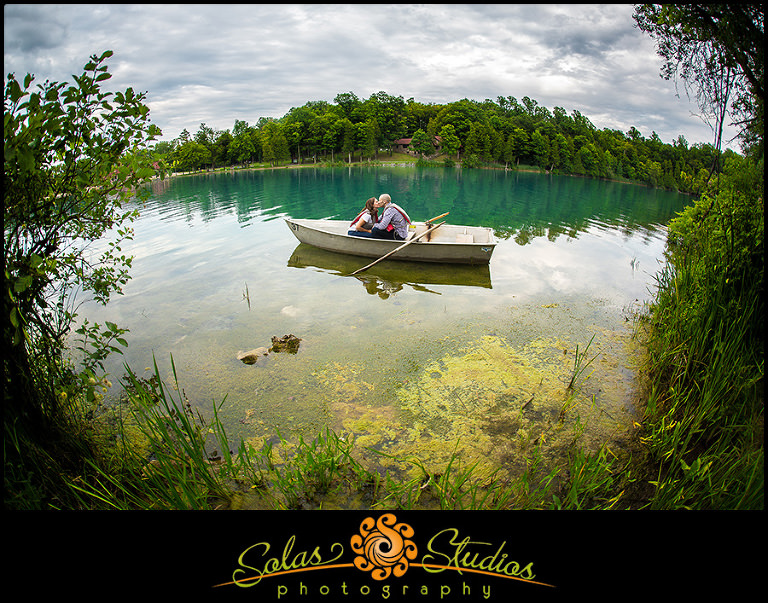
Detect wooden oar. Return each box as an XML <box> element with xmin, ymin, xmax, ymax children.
<box><xmin>426</xmin><ymin>211</ymin><xmax>450</xmax><ymax>223</ymax></box>
<box><xmin>423</xmin><ymin>212</ymin><xmax>449</xmax><ymax>241</ymax></box>
<box><xmin>349</xmin><ymin>221</ymin><xmax>446</xmax><ymax>276</ymax></box>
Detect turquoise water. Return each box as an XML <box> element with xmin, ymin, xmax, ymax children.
<box><xmin>79</xmin><ymin>166</ymin><xmax>689</xmax><ymax>476</ymax></box>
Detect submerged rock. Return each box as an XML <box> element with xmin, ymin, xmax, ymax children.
<box><xmin>237</xmin><ymin>334</ymin><xmax>302</xmax><ymax>364</ymax></box>
<box><xmin>270</xmin><ymin>334</ymin><xmax>302</xmax><ymax>354</ymax></box>
<box><xmin>237</xmin><ymin>347</ymin><xmax>270</xmax><ymax>364</ymax></box>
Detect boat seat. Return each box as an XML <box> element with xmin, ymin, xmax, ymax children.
<box><xmin>455</xmin><ymin>233</ymin><xmax>474</xmax><ymax>243</ymax></box>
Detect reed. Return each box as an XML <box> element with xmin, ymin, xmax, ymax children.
<box><xmin>56</xmin><ymin>357</ymin><xmax>232</xmax><ymax>509</ymax></box>
<box><xmin>636</xmin><ymin>180</ymin><xmax>764</xmax><ymax>510</ymax></box>
<box><xmin>552</xmin><ymin>445</ymin><xmax>623</xmax><ymax>510</ymax></box>
<box><xmin>566</xmin><ymin>333</ymin><xmax>597</xmax><ymax>391</ymax></box>
<box><xmin>366</xmin><ymin>444</ymin><xmax>488</xmax><ymax>510</ymax></box>
<box><xmin>367</xmin><ymin>441</ymin><xmax>573</xmax><ymax>510</ymax></box>
<box><xmin>262</xmin><ymin>428</ymin><xmax>370</xmax><ymax>509</ymax></box>
<box><xmin>19</xmin><ymin>276</ymin><xmax>757</xmax><ymax>512</ymax></box>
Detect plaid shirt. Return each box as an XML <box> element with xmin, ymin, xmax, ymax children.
<box><xmin>372</xmin><ymin>203</ymin><xmax>411</xmax><ymax>239</ymax></box>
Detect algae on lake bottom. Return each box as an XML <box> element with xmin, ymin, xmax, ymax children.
<box><xmin>280</xmin><ymin>333</ymin><xmax>639</xmax><ymax>485</ymax></box>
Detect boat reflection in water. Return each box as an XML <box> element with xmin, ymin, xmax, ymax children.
<box><xmin>287</xmin><ymin>243</ymin><xmax>492</xmax><ymax>298</ymax></box>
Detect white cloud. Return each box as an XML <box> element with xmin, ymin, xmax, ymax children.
<box><xmin>4</xmin><ymin>4</ymin><xmax>740</xmax><ymax>149</ymax></box>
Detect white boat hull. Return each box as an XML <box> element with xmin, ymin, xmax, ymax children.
<box><xmin>284</xmin><ymin>218</ymin><xmax>496</xmax><ymax>264</ymax></box>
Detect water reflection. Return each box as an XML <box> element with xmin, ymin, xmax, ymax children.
<box><xmin>143</xmin><ymin>167</ymin><xmax>687</xmax><ymax>246</ymax></box>
<box><xmin>287</xmin><ymin>243</ymin><xmax>493</xmax><ymax>297</ymax></box>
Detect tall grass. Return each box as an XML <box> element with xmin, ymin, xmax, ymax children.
<box><xmin>638</xmin><ymin>265</ymin><xmax>763</xmax><ymax>508</ymax></box>
<box><xmin>57</xmin><ymin>357</ymin><xmax>234</xmax><ymax>509</ymax></box>
<box><xmin>567</xmin><ymin>334</ymin><xmax>597</xmax><ymax>391</ymax></box>
<box><xmin>255</xmin><ymin>427</ymin><xmax>374</xmax><ymax>509</ymax></box>
<box><xmin>636</xmin><ymin>173</ymin><xmax>764</xmax><ymax>510</ymax></box>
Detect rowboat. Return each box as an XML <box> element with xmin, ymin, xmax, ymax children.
<box><xmin>284</xmin><ymin>218</ymin><xmax>496</xmax><ymax>265</ymax></box>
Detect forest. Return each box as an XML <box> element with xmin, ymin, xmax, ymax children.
<box><xmin>152</xmin><ymin>91</ymin><xmax>732</xmax><ymax>194</ymax></box>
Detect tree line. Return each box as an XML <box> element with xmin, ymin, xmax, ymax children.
<box><xmin>152</xmin><ymin>90</ymin><xmax>735</xmax><ymax>194</ymax></box>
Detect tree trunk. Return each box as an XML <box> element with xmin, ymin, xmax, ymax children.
<box><xmin>3</xmin><ymin>340</ymin><xmax>49</xmax><ymax>441</ymax></box>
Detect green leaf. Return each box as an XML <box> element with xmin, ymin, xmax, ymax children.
<box><xmin>6</xmin><ymin>78</ymin><xmax>23</xmax><ymax>103</ymax></box>
<box><xmin>13</xmin><ymin>276</ymin><xmax>34</xmax><ymax>293</ymax></box>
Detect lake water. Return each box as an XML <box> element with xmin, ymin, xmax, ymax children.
<box><xmin>80</xmin><ymin>166</ymin><xmax>689</xmax><ymax>482</ymax></box>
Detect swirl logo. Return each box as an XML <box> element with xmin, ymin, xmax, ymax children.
<box><xmin>350</xmin><ymin>514</ymin><xmax>418</xmax><ymax>580</ymax></box>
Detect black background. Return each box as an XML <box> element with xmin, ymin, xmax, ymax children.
<box><xmin>8</xmin><ymin>510</ymin><xmax>758</xmax><ymax>600</ymax></box>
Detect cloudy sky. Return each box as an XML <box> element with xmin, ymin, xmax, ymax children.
<box><xmin>4</xmin><ymin>4</ymin><xmax>739</xmax><ymax>149</ymax></box>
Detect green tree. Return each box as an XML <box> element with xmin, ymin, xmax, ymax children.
<box><xmin>634</xmin><ymin>4</ymin><xmax>764</xmax><ymax>160</ymax></box>
<box><xmin>229</xmin><ymin>120</ymin><xmax>256</xmax><ymax>165</ymax></box>
<box><xmin>363</xmin><ymin>91</ymin><xmax>406</xmax><ymax>153</ymax></box>
<box><xmin>507</xmin><ymin>127</ymin><xmax>531</xmax><ymax>165</ymax></box>
<box><xmin>410</xmin><ymin>128</ymin><xmax>435</xmax><ymax>157</ymax></box>
<box><xmin>404</xmin><ymin>98</ymin><xmax>440</xmax><ymax>134</ymax></box>
<box><xmin>310</xmin><ymin>112</ymin><xmax>338</xmax><ymax>161</ymax></box>
<box><xmin>283</xmin><ymin>104</ymin><xmax>317</xmax><ymax>162</ymax></box>
<box><xmin>4</xmin><ymin>50</ymin><xmax>161</xmax><ymax>436</ymax></box>
<box><xmin>334</xmin><ymin>91</ymin><xmax>362</xmax><ymax>120</ymax></box>
<box><xmin>552</xmin><ymin>132</ymin><xmax>569</xmax><ymax>172</ymax></box>
<box><xmin>531</xmin><ymin>129</ymin><xmax>550</xmax><ymax>169</ymax></box>
<box><xmin>213</xmin><ymin>130</ymin><xmax>232</xmax><ymax>167</ymax></box>
<box><xmin>502</xmin><ymin>132</ymin><xmax>517</xmax><ymax>168</ymax></box>
<box><xmin>438</xmin><ymin>124</ymin><xmax>461</xmax><ymax>160</ymax></box>
<box><xmin>261</xmin><ymin>121</ymin><xmax>290</xmax><ymax>166</ymax></box>
<box><xmin>435</xmin><ymin>100</ymin><xmax>480</xmax><ymax>143</ymax></box>
<box><xmin>177</xmin><ymin>140</ymin><xmax>211</xmax><ymax>171</ymax></box>
<box><xmin>358</xmin><ymin>119</ymin><xmax>380</xmax><ymax>160</ymax></box>
<box><xmin>336</xmin><ymin>117</ymin><xmax>356</xmax><ymax>163</ymax></box>
<box><xmin>464</xmin><ymin>122</ymin><xmax>492</xmax><ymax>163</ymax></box>
<box><xmin>194</xmin><ymin>122</ymin><xmax>218</xmax><ymax>169</ymax></box>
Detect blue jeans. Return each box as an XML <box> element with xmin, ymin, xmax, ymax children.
<box><xmin>347</xmin><ymin>230</ymin><xmax>373</xmax><ymax>238</ymax></box>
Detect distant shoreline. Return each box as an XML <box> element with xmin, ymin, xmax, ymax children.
<box><xmin>153</xmin><ymin>156</ymin><xmax>658</xmax><ymax>192</ymax></box>
<box><xmin>156</xmin><ymin>153</ymin><xmax>546</xmax><ymax>181</ymax></box>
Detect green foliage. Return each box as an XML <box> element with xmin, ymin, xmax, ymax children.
<box><xmin>633</xmin><ymin>4</ymin><xmax>763</xmax><ymax>158</ymax></box>
<box><xmin>409</xmin><ymin>128</ymin><xmax>435</xmax><ymax>157</ymax></box>
<box><xmin>4</xmin><ymin>50</ymin><xmax>162</xmax><ymax>503</ymax></box>
<box><xmin>438</xmin><ymin>124</ymin><xmax>461</xmax><ymax>159</ymax></box>
<box><xmin>638</xmin><ymin>157</ymin><xmax>764</xmax><ymax>509</ymax></box>
<box><xmin>566</xmin><ymin>334</ymin><xmax>598</xmax><ymax>391</ymax></box>
<box><xmin>155</xmin><ymin>9</ymin><xmax>764</xmax><ymax>182</ymax></box>
<box><xmin>4</xmin><ymin>51</ymin><xmax>161</xmax><ymax>336</ymax></box>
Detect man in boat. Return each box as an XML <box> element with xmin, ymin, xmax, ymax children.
<box><xmin>369</xmin><ymin>193</ymin><xmax>411</xmax><ymax>240</ymax></box>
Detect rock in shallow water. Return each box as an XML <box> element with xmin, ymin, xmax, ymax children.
<box><xmin>270</xmin><ymin>334</ymin><xmax>302</xmax><ymax>354</ymax></box>
<box><xmin>237</xmin><ymin>347</ymin><xmax>270</xmax><ymax>364</ymax></box>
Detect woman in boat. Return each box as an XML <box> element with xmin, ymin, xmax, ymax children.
<box><xmin>370</xmin><ymin>193</ymin><xmax>411</xmax><ymax>240</ymax></box>
<box><xmin>347</xmin><ymin>197</ymin><xmax>379</xmax><ymax>237</ymax></box>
